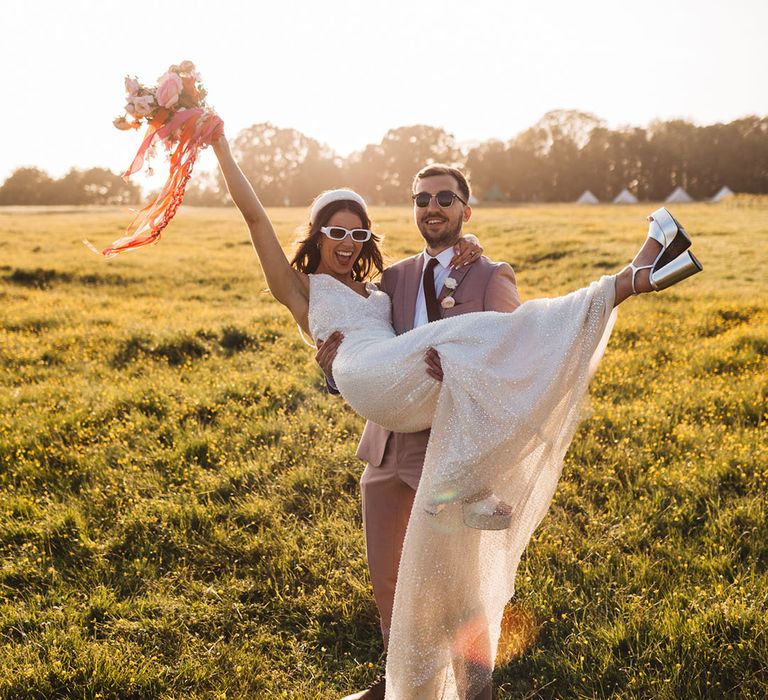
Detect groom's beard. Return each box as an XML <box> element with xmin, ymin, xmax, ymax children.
<box><xmin>417</xmin><ymin>218</ymin><xmax>463</xmax><ymax>251</ymax></box>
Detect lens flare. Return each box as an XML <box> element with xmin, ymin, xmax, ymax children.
<box><xmin>432</xmin><ymin>487</ymin><xmax>460</xmax><ymax>505</ymax></box>
<box><xmin>495</xmin><ymin>602</ymin><xmax>541</xmax><ymax>665</ymax></box>
<box><xmin>452</xmin><ymin>612</ymin><xmax>493</xmax><ymax>668</ymax></box>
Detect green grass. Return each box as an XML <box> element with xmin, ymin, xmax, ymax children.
<box><xmin>0</xmin><ymin>200</ymin><xmax>766</xmax><ymax>698</ymax></box>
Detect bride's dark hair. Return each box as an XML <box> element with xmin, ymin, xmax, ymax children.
<box><xmin>290</xmin><ymin>199</ymin><xmax>384</xmax><ymax>282</ymax></box>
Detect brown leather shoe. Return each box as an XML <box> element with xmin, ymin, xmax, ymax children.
<box><xmin>339</xmin><ymin>677</ymin><xmax>385</xmax><ymax>700</ymax></box>
<box><xmin>472</xmin><ymin>680</ymin><xmax>493</xmax><ymax>700</ymax></box>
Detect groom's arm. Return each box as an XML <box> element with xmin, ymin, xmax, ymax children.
<box><xmin>426</xmin><ymin>261</ymin><xmax>521</xmax><ymax>381</ymax></box>
<box><xmin>484</xmin><ymin>263</ymin><xmax>522</xmax><ymax>312</ymax></box>
<box><xmin>316</xmin><ymin>331</ymin><xmax>344</xmax><ymax>394</ymax></box>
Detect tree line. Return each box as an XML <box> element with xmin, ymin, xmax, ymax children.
<box><xmin>2</xmin><ymin>111</ymin><xmax>766</xmax><ymax>206</ymax></box>
<box><xmin>0</xmin><ymin>167</ymin><xmax>141</xmax><ymax>206</ymax></box>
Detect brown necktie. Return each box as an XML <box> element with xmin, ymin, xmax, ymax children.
<box><xmin>423</xmin><ymin>257</ymin><xmax>442</xmax><ymax>323</ymax></box>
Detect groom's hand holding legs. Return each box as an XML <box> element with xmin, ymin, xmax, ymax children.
<box><xmin>316</xmin><ymin>330</ymin><xmax>344</xmax><ymax>382</ymax></box>
<box><xmin>424</xmin><ymin>347</ymin><xmax>443</xmax><ymax>381</ymax></box>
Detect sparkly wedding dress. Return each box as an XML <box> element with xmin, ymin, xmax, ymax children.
<box><xmin>308</xmin><ymin>272</ymin><xmax>617</xmax><ymax>700</ymax></box>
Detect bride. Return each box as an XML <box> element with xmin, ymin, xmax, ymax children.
<box><xmin>210</xmin><ymin>128</ymin><xmax>701</xmax><ymax>699</ymax></box>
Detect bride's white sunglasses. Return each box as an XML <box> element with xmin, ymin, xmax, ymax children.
<box><xmin>320</xmin><ymin>226</ymin><xmax>373</xmax><ymax>242</ymax></box>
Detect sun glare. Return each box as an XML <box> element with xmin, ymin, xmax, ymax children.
<box><xmin>2</xmin><ymin>0</ymin><xmax>767</xmax><ymax>183</ymax></box>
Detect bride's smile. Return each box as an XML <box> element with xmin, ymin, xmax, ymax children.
<box><xmin>316</xmin><ymin>210</ymin><xmax>365</xmax><ymax>278</ymax></box>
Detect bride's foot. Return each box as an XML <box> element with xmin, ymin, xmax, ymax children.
<box><xmin>615</xmin><ymin>208</ymin><xmax>702</xmax><ymax>303</ymax></box>
<box><xmin>624</xmin><ymin>236</ymin><xmax>663</xmax><ymax>294</ymax></box>
<box><xmin>425</xmin><ymin>490</ymin><xmax>514</xmax><ymax>531</ymax></box>
<box><xmin>462</xmin><ymin>494</ymin><xmax>513</xmax><ymax>531</ymax></box>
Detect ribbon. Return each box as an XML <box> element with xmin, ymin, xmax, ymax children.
<box><xmin>85</xmin><ymin>109</ymin><xmax>221</xmax><ymax>257</ymax></box>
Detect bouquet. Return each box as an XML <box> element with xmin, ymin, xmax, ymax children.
<box><xmin>86</xmin><ymin>61</ymin><xmax>221</xmax><ymax>257</ymax></box>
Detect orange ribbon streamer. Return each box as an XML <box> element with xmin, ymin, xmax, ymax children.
<box><xmin>86</xmin><ymin>108</ymin><xmax>221</xmax><ymax>257</ymax></box>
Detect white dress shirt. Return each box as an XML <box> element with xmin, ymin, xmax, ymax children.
<box><xmin>413</xmin><ymin>247</ymin><xmax>456</xmax><ymax>328</ymax></box>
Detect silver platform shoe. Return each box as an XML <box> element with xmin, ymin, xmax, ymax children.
<box><xmin>425</xmin><ymin>492</ymin><xmax>513</xmax><ymax>531</ymax></box>
<box><xmin>628</xmin><ymin>207</ymin><xmax>703</xmax><ymax>293</ymax></box>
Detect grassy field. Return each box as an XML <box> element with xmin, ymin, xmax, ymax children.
<box><xmin>1</xmin><ymin>200</ymin><xmax>767</xmax><ymax>699</ymax></box>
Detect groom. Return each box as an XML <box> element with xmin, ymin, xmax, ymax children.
<box><xmin>317</xmin><ymin>164</ymin><xmax>522</xmax><ymax>700</ymax></box>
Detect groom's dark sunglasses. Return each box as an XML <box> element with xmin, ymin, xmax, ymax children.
<box><xmin>412</xmin><ymin>190</ymin><xmax>468</xmax><ymax>208</ymax></box>
<box><xmin>320</xmin><ymin>226</ymin><xmax>373</xmax><ymax>242</ymax></box>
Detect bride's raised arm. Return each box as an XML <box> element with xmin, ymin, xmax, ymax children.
<box><xmin>212</xmin><ymin>133</ymin><xmax>309</xmax><ymax>323</ymax></box>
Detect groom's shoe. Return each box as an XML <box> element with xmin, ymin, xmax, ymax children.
<box><xmin>474</xmin><ymin>683</ymin><xmax>496</xmax><ymax>700</ymax></box>
<box><xmin>473</xmin><ymin>681</ymin><xmax>494</xmax><ymax>700</ymax></box>
<box><xmin>340</xmin><ymin>676</ymin><xmax>385</xmax><ymax>700</ymax></box>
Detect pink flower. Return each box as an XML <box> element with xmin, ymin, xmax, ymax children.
<box><xmin>113</xmin><ymin>116</ymin><xmax>133</xmax><ymax>130</ymax></box>
<box><xmin>125</xmin><ymin>94</ymin><xmax>155</xmax><ymax>117</ymax></box>
<box><xmin>155</xmin><ymin>72</ymin><xmax>183</xmax><ymax>109</ymax></box>
<box><xmin>441</xmin><ymin>296</ymin><xmax>456</xmax><ymax>309</ymax></box>
<box><xmin>124</xmin><ymin>76</ymin><xmax>140</xmax><ymax>96</ymax></box>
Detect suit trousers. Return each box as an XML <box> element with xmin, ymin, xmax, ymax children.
<box><xmin>360</xmin><ymin>443</ymin><xmax>416</xmax><ymax>648</ymax></box>
<box><xmin>360</xmin><ymin>446</ymin><xmax>493</xmax><ymax>700</ymax></box>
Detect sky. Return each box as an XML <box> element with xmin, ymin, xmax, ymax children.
<box><xmin>3</xmin><ymin>0</ymin><xmax>767</xmax><ymax>186</ymax></box>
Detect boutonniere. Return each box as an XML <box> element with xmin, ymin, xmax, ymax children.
<box><xmin>441</xmin><ymin>277</ymin><xmax>458</xmax><ymax>309</ymax></box>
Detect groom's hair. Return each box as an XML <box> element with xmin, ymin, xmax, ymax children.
<box><xmin>412</xmin><ymin>164</ymin><xmax>471</xmax><ymax>203</ymax></box>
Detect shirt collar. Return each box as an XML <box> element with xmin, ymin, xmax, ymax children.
<box><xmin>424</xmin><ymin>247</ymin><xmax>455</xmax><ymax>271</ymax></box>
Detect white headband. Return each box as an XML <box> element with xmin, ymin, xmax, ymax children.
<box><xmin>310</xmin><ymin>189</ymin><xmax>368</xmax><ymax>224</ymax></box>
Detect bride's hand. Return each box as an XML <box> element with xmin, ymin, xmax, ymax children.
<box><xmin>451</xmin><ymin>234</ymin><xmax>483</xmax><ymax>268</ymax></box>
<box><xmin>210</xmin><ymin>116</ymin><xmax>226</xmax><ymax>145</ymax></box>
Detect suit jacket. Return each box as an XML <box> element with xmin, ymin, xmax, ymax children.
<box><xmin>355</xmin><ymin>253</ymin><xmax>522</xmax><ymax>479</ymax></box>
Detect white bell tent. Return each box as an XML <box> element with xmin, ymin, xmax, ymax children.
<box><xmin>576</xmin><ymin>190</ymin><xmax>599</xmax><ymax>204</ymax></box>
<box><xmin>613</xmin><ymin>188</ymin><xmax>638</xmax><ymax>204</ymax></box>
<box><xmin>711</xmin><ymin>186</ymin><xmax>734</xmax><ymax>202</ymax></box>
<box><xmin>665</xmin><ymin>186</ymin><xmax>694</xmax><ymax>203</ymax></box>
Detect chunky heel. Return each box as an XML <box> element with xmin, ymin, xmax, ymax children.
<box><xmin>650</xmin><ymin>250</ymin><xmax>703</xmax><ymax>290</ymax></box>
<box><xmin>462</xmin><ymin>495</ymin><xmax>513</xmax><ymax>531</ymax></box>
<box><xmin>424</xmin><ymin>502</ymin><xmax>446</xmax><ymax>517</ymax></box>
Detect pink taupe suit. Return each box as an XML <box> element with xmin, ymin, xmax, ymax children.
<box><xmin>356</xmin><ymin>250</ymin><xmax>522</xmax><ymax>647</ymax></box>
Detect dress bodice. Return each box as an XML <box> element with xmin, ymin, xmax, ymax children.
<box><xmin>307</xmin><ymin>273</ymin><xmax>394</xmax><ymax>343</ymax></box>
